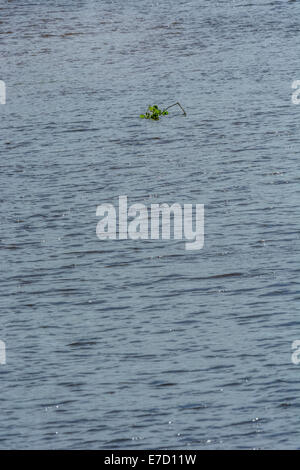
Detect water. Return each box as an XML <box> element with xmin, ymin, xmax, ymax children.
<box><xmin>1</xmin><ymin>0</ymin><xmax>300</xmax><ymax>450</ymax></box>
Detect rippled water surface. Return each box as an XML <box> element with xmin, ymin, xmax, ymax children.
<box><xmin>1</xmin><ymin>0</ymin><xmax>300</xmax><ymax>450</ymax></box>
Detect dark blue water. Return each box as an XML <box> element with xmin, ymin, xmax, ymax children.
<box><xmin>1</xmin><ymin>0</ymin><xmax>300</xmax><ymax>449</ymax></box>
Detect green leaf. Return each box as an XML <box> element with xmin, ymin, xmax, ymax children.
<box><xmin>140</xmin><ymin>104</ymin><xmax>171</xmax><ymax>121</ymax></box>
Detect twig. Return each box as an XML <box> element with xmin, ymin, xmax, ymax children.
<box><xmin>163</xmin><ymin>102</ymin><xmax>187</xmax><ymax>116</ymax></box>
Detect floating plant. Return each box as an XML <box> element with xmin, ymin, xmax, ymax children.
<box><xmin>140</xmin><ymin>102</ymin><xmax>186</xmax><ymax>121</ymax></box>
<box><xmin>140</xmin><ymin>105</ymin><xmax>168</xmax><ymax>121</ymax></box>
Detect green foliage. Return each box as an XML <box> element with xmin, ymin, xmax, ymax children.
<box><xmin>140</xmin><ymin>105</ymin><xmax>168</xmax><ymax>121</ymax></box>
<box><xmin>140</xmin><ymin>102</ymin><xmax>186</xmax><ymax>121</ymax></box>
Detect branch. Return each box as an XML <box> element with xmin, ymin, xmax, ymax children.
<box><xmin>163</xmin><ymin>102</ymin><xmax>187</xmax><ymax>116</ymax></box>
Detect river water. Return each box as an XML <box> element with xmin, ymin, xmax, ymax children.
<box><xmin>1</xmin><ymin>0</ymin><xmax>300</xmax><ymax>450</ymax></box>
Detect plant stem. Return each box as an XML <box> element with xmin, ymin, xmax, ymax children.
<box><xmin>163</xmin><ymin>102</ymin><xmax>187</xmax><ymax>116</ymax></box>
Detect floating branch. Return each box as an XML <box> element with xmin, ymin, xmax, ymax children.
<box><xmin>140</xmin><ymin>102</ymin><xmax>186</xmax><ymax>121</ymax></box>
<box><xmin>163</xmin><ymin>102</ymin><xmax>187</xmax><ymax>116</ymax></box>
